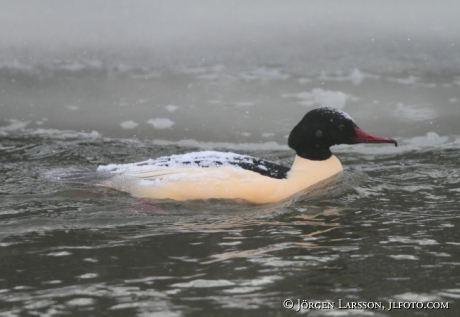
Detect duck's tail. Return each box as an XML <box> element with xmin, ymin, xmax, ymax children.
<box><xmin>43</xmin><ymin>167</ymin><xmax>113</xmax><ymax>186</ymax></box>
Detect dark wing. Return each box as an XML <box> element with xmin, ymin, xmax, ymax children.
<box><xmin>231</xmin><ymin>157</ymin><xmax>290</xmax><ymax>179</ymax></box>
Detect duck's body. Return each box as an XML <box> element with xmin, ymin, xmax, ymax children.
<box><xmin>52</xmin><ymin>107</ymin><xmax>396</xmax><ymax>204</ymax></box>
<box><xmin>97</xmin><ymin>152</ymin><xmax>342</xmax><ymax>204</ymax></box>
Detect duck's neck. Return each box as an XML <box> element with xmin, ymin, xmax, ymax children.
<box><xmin>289</xmin><ymin>154</ymin><xmax>343</xmax><ymax>176</ymax></box>
<box><xmin>295</xmin><ymin>146</ymin><xmax>332</xmax><ymax>161</ymax></box>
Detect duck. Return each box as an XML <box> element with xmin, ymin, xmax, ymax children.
<box><xmin>67</xmin><ymin>107</ymin><xmax>397</xmax><ymax>204</ymax></box>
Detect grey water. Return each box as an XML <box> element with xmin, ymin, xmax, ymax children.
<box><xmin>1</xmin><ymin>1</ymin><xmax>460</xmax><ymax>316</ymax></box>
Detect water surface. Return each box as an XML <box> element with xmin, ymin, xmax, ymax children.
<box><xmin>1</xmin><ymin>1</ymin><xmax>460</xmax><ymax>316</ymax></box>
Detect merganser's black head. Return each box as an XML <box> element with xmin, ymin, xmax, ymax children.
<box><xmin>288</xmin><ymin>107</ymin><xmax>397</xmax><ymax>161</ymax></box>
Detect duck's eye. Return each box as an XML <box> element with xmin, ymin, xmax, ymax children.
<box><xmin>315</xmin><ymin>129</ymin><xmax>323</xmax><ymax>137</ymax></box>
<box><xmin>338</xmin><ymin>124</ymin><xmax>345</xmax><ymax>131</ymax></box>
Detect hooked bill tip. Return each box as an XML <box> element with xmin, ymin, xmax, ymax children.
<box><xmin>352</xmin><ymin>127</ymin><xmax>398</xmax><ymax>147</ymax></box>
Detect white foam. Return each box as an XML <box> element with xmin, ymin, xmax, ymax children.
<box><xmin>76</xmin><ymin>273</ymin><xmax>99</xmax><ymax>279</ymax></box>
<box><xmin>147</xmin><ymin>118</ymin><xmax>175</xmax><ymax>129</ymax></box>
<box><xmin>130</xmin><ymin>70</ymin><xmax>162</xmax><ymax>79</ymax></box>
<box><xmin>1</xmin><ymin>124</ymin><xmax>106</xmax><ymax>139</ymax></box>
<box><xmin>57</xmin><ymin>61</ymin><xmax>89</xmax><ymax>72</ymax></box>
<box><xmin>136</xmin><ymin>99</ymin><xmax>148</xmax><ymax>105</ymax></box>
<box><xmin>283</xmin><ymin>88</ymin><xmax>355</xmax><ymax>109</ymax></box>
<box><xmin>207</xmin><ymin>100</ymin><xmax>222</xmax><ymax>105</ymax></box>
<box><xmin>179</xmin><ymin>64</ymin><xmax>224</xmax><ymax>75</ymax></box>
<box><xmin>389</xmin><ymin>254</ymin><xmax>419</xmax><ymax>260</ymax></box>
<box><xmin>387</xmin><ymin>75</ymin><xmax>419</xmax><ymax>85</ymax></box>
<box><xmin>239</xmin><ymin>67</ymin><xmax>290</xmax><ymax>81</ymax></box>
<box><xmin>6</xmin><ymin>59</ymin><xmax>103</xmax><ymax>74</ymax></box>
<box><xmin>66</xmin><ymin>105</ymin><xmax>80</xmax><ymax>111</ymax></box>
<box><xmin>66</xmin><ymin>298</ymin><xmax>95</xmax><ymax>307</ymax></box>
<box><xmin>233</xmin><ymin>101</ymin><xmax>254</xmax><ymax>108</ymax></box>
<box><xmin>406</xmin><ymin>132</ymin><xmax>449</xmax><ymax>147</ymax></box>
<box><xmin>120</xmin><ymin>120</ymin><xmax>139</xmax><ymax>130</ymax></box>
<box><xmin>394</xmin><ymin>103</ymin><xmax>437</xmax><ymax>121</ymax></box>
<box><xmin>386</xmin><ymin>75</ymin><xmax>437</xmax><ymax>87</ymax></box>
<box><xmin>31</xmin><ymin>128</ymin><xmax>101</xmax><ymax>139</ymax></box>
<box><xmin>0</xmin><ymin>119</ymin><xmax>30</xmax><ymax>132</ymax></box>
<box><xmin>0</xmin><ymin>60</ymin><xmax>35</xmax><ymax>72</ymax></box>
<box><xmin>46</xmin><ymin>251</ymin><xmax>72</xmax><ymax>257</ymax></box>
<box><xmin>391</xmin><ymin>292</ymin><xmax>440</xmax><ymax>302</ymax></box>
<box><xmin>171</xmin><ymin>279</ymin><xmax>235</xmax><ymax>288</ymax></box>
<box><xmin>64</xmin><ymin>62</ymin><xmax>86</xmax><ymax>71</ymax></box>
<box><xmin>165</xmin><ymin>105</ymin><xmax>179</xmax><ymax>112</ymax></box>
<box><xmin>318</xmin><ymin>68</ymin><xmax>379</xmax><ymax>85</ymax></box>
<box><xmin>348</xmin><ymin>68</ymin><xmax>366</xmax><ymax>85</ymax></box>
<box><xmin>297</xmin><ymin>77</ymin><xmax>312</xmax><ymax>84</ymax></box>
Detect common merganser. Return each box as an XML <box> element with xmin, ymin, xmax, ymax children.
<box><xmin>59</xmin><ymin>107</ymin><xmax>397</xmax><ymax>204</ymax></box>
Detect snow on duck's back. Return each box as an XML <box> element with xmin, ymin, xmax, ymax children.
<box><xmin>97</xmin><ymin>151</ymin><xmax>255</xmax><ymax>172</ymax></box>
